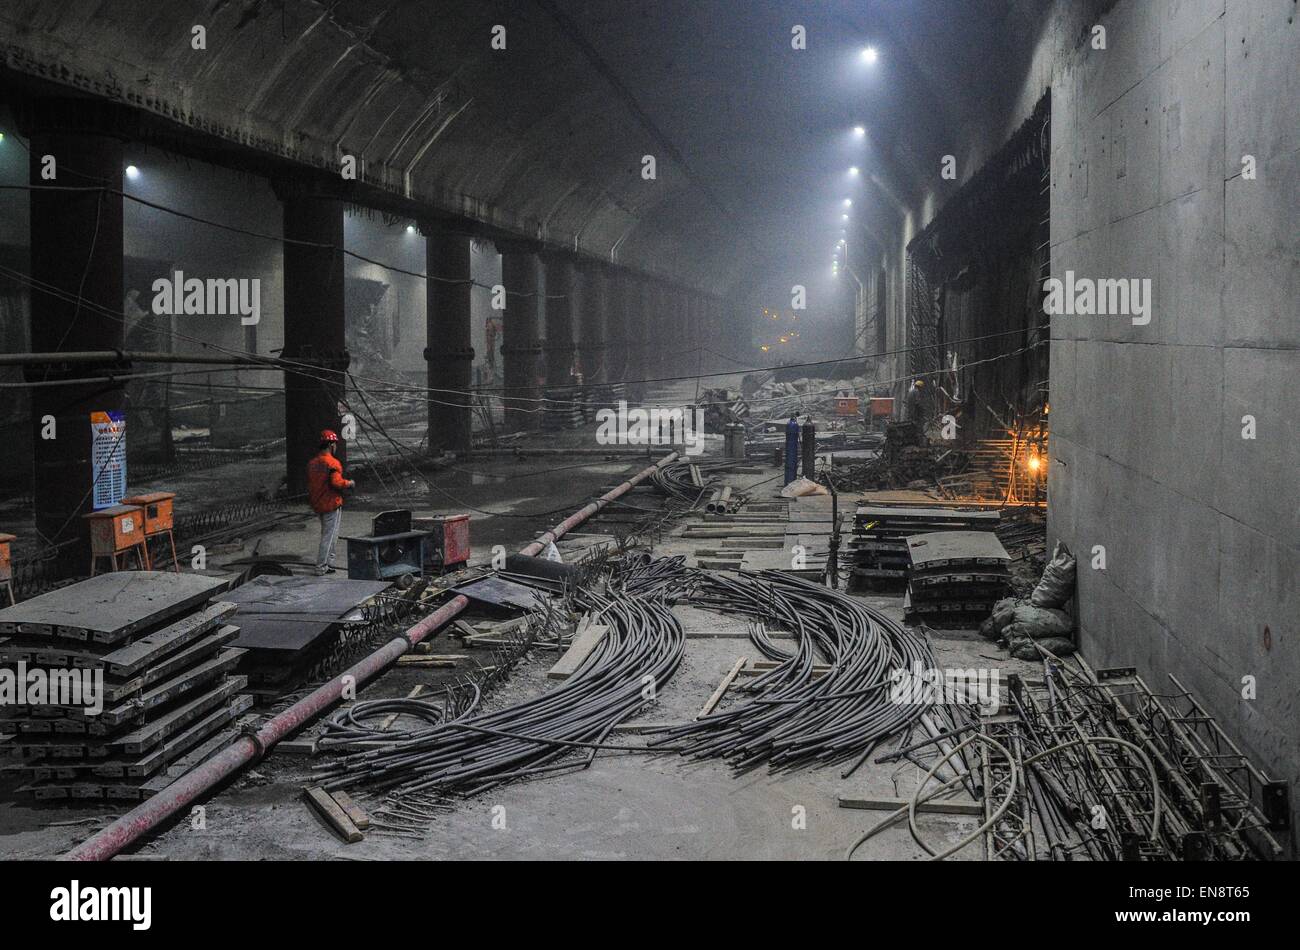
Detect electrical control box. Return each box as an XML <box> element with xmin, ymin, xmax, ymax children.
<box><xmin>345</xmin><ymin>510</ymin><xmax>471</xmax><ymax>581</ymax></box>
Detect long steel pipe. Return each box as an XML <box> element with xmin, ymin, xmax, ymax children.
<box><xmin>65</xmin><ymin>451</ymin><xmax>678</xmax><ymax>860</ymax></box>
<box><xmin>0</xmin><ymin>350</ymin><xmax>262</xmax><ymax>366</ymax></box>
<box><xmin>519</xmin><ymin>452</ymin><xmax>678</xmax><ymax>556</ymax></box>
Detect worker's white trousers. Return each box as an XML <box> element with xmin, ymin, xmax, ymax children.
<box><xmin>316</xmin><ymin>508</ymin><xmax>342</xmax><ymax>572</ymax></box>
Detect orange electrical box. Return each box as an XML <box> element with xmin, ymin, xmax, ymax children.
<box><xmin>121</xmin><ymin>492</ymin><xmax>179</xmax><ymax>572</ymax></box>
<box><xmin>834</xmin><ymin>395</ymin><xmax>860</xmax><ymax>416</ymax></box>
<box><xmin>0</xmin><ymin>533</ymin><xmax>14</xmax><ymax>581</ymax></box>
<box><xmin>84</xmin><ymin>505</ymin><xmax>148</xmax><ymax>574</ymax></box>
<box><xmin>440</xmin><ymin>513</ymin><xmax>471</xmax><ymax>567</ymax></box>
<box><xmin>869</xmin><ymin>397</ymin><xmax>895</xmax><ymax>418</ymax></box>
<box><xmin>0</xmin><ymin>532</ymin><xmax>13</xmax><ymax>605</ymax></box>
<box><xmin>121</xmin><ymin>492</ymin><xmax>176</xmax><ymax>535</ymax></box>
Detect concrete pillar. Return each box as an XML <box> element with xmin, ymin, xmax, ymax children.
<box><xmin>26</xmin><ymin>107</ymin><xmax>125</xmax><ymax>560</ymax></box>
<box><xmin>500</xmin><ymin>245</ymin><xmax>542</xmax><ymax>432</ymax></box>
<box><xmin>426</xmin><ymin>228</ymin><xmax>474</xmax><ymax>453</ymax></box>
<box><xmin>280</xmin><ymin>190</ymin><xmax>348</xmax><ymax>495</ymax></box>
<box><xmin>542</xmin><ymin>254</ymin><xmax>575</xmax><ymax>388</ymax></box>
<box><xmin>574</xmin><ymin>262</ymin><xmax>606</xmax><ymax>384</ymax></box>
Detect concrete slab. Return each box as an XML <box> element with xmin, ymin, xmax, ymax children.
<box><xmin>0</xmin><ymin>572</ymin><xmax>228</xmax><ymax>643</ymax></box>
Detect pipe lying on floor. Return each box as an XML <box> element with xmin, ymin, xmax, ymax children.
<box><xmin>65</xmin><ymin>451</ymin><xmax>679</xmax><ymax>861</ymax></box>
<box><xmin>519</xmin><ymin>452</ymin><xmax>678</xmax><ymax>556</ymax></box>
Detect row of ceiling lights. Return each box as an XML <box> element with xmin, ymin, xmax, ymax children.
<box><xmin>68</xmin><ymin>49</ymin><xmax>884</xmax><ymax>279</ymax></box>
<box><xmin>834</xmin><ymin>47</ymin><xmax>878</xmax><ymax>278</ymax></box>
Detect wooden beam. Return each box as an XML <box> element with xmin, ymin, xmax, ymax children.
<box><xmin>303</xmin><ymin>786</ymin><xmax>363</xmax><ymax>843</ymax></box>
<box><xmin>330</xmin><ymin>790</ymin><xmax>372</xmax><ymax>831</ymax></box>
<box><xmin>697</xmin><ymin>657</ymin><xmax>746</xmax><ymax>719</ymax></box>
<box><xmin>836</xmin><ymin>795</ymin><xmax>983</xmax><ymax>816</ymax></box>
<box><xmin>547</xmin><ymin>618</ymin><xmax>609</xmax><ymax>680</ymax></box>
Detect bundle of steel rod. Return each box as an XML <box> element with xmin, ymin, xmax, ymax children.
<box><xmin>648</xmin><ymin>458</ymin><xmax>735</xmax><ymax>506</ymax></box>
<box><xmin>310</xmin><ymin>554</ymin><xmax>689</xmax><ymax>797</ymax></box>
<box><xmin>984</xmin><ymin>651</ymin><xmax>1288</xmax><ymax>860</ymax></box>
<box><xmin>649</xmin><ymin>570</ymin><xmax>937</xmax><ymax>772</ymax></box>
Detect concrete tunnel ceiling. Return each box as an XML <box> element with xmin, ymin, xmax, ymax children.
<box><xmin>1</xmin><ymin>0</ymin><xmax>1044</xmax><ymax>299</ymax></box>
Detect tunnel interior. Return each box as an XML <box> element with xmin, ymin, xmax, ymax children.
<box><xmin>0</xmin><ymin>0</ymin><xmax>1294</xmax><ymax>871</ymax></box>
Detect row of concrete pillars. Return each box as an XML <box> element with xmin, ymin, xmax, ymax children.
<box><xmin>21</xmin><ymin>104</ymin><xmax>743</xmax><ymax>562</ymax></box>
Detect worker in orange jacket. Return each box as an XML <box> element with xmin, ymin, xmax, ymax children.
<box><xmin>307</xmin><ymin>429</ymin><xmax>355</xmax><ymax>575</ymax></box>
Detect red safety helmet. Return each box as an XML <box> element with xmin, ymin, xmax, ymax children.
<box><xmin>320</xmin><ymin>429</ymin><xmax>340</xmax><ymax>443</ymax></box>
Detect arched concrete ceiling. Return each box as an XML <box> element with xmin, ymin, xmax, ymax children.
<box><xmin>0</xmin><ymin>0</ymin><xmax>1044</xmax><ymax>299</ymax></box>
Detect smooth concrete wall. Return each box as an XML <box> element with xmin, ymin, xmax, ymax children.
<box><xmin>877</xmin><ymin>0</ymin><xmax>1297</xmax><ymax>829</ymax></box>
<box><xmin>1044</xmin><ymin>0</ymin><xmax>1298</xmax><ymax>829</ymax></box>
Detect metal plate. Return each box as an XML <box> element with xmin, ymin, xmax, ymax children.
<box><xmin>450</xmin><ymin>575</ymin><xmax>543</xmax><ymax>611</ymax></box>
<box><xmin>224</xmin><ymin>575</ymin><xmax>390</xmax><ymax>654</ymax></box>
<box><xmin>906</xmin><ymin>531</ymin><xmax>1011</xmax><ymax>568</ymax></box>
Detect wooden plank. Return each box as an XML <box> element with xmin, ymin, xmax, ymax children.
<box><xmin>836</xmin><ymin>795</ymin><xmax>983</xmax><ymax>816</ymax></box>
<box><xmin>330</xmin><ymin>790</ymin><xmax>371</xmax><ymax>830</ymax></box>
<box><xmin>451</xmin><ymin>619</ymin><xmax>479</xmax><ymax>640</ymax></box>
<box><xmin>697</xmin><ymin>657</ymin><xmax>746</xmax><ymax>719</ymax></box>
<box><xmin>547</xmin><ymin>621</ymin><xmax>609</xmax><ymax>680</ymax></box>
<box><xmin>395</xmin><ymin>656</ymin><xmax>457</xmax><ymax>668</ymax></box>
<box><xmin>303</xmin><ymin>786</ymin><xmax>363</xmax><ymax>843</ymax></box>
<box><xmin>379</xmin><ymin>685</ymin><xmax>425</xmax><ymax>731</ymax></box>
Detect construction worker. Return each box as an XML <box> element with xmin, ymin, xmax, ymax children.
<box><xmin>904</xmin><ymin>379</ymin><xmax>926</xmax><ymax>421</ymax></box>
<box><xmin>307</xmin><ymin>429</ymin><xmax>355</xmax><ymax>575</ymax></box>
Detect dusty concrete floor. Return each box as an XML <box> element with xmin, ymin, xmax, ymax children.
<box><xmin>0</xmin><ymin>405</ymin><xmax>1040</xmax><ymax>861</ymax></box>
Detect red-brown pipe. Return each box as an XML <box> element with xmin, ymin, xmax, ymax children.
<box><xmin>65</xmin><ymin>451</ymin><xmax>676</xmax><ymax>860</ymax></box>
<box><xmin>519</xmin><ymin>451</ymin><xmax>678</xmax><ymax>556</ymax></box>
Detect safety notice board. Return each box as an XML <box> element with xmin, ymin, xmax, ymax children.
<box><xmin>90</xmin><ymin>410</ymin><xmax>127</xmax><ymax>510</ymax></box>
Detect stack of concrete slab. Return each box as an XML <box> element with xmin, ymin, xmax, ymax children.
<box><xmin>903</xmin><ymin>531</ymin><xmax>1011</xmax><ymax>625</ymax></box>
<box><xmin>0</xmin><ymin>572</ymin><xmax>251</xmax><ymax>800</ymax></box>
<box><xmin>849</xmin><ymin>504</ymin><xmax>1001</xmax><ymax>590</ymax></box>
<box><xmin>226</xmin><ymin>574</ymin><xmax>391</xmax><ymax>698</ymax></box>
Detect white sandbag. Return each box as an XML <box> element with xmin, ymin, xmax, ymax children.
<box><xmin>1031</xmin><ymin>541</ymin><xmax>1077</xmax><ymax>608</ymax></box>
<box><xmin>1006</xmin><ymin>604</ymin><xmax>1073</xmax><ymax>638</ymax></box>
<box><xmin>979</xmin><ymin>597</ymin><xmax>1019</xmax><ymax>639</ymax></box>
<box><xmin>780</xmin><ymin>477</ymin><xmax>829</xmax><ymax>498</ymax></box>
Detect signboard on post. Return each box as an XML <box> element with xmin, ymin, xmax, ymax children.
<box><xmin>90</xmin><ymin>410</ymin><xmax>127</xmax><ymax>510</ymax></box>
